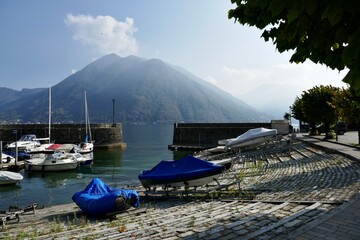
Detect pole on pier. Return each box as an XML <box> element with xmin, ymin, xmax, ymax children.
<box><xmin>13</xmin><ymin>130</ymin><xmax>18</xmax><ymax>166</ymax></box>
<box><xmin>0</xmin><ymin>141</ymin><xmax>3</xmax><ymax>169</ymax></box>
<box><xmin>112</xmin><ymin>99</ymin><xmax>116</xmax><ymax>127</ymax></box>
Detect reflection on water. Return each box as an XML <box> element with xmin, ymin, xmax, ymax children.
<box><xmin>0</xmin><ymin>124</ymin><xmax>179</xmax><ymax>209</ymax></box>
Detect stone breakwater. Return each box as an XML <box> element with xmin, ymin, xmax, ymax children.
<box><xmin>0</xmin><ymin>123</ymin><xmax>125</xmax><ymax>148</ymax></box>
<box><xmin>1</xmin><ymin>140</ymin><xmax>360</xmax><ymax>239</ymax></box>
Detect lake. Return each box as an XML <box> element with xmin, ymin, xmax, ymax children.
<box><xmin>0</xmin><ymin>124</ymin><xmax>183</xmax><ymax>210</ymax></box>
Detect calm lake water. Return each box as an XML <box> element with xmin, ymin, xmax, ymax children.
<box><xmin>0</xmin><ymin>124</ymin><xmax>184</xmax><ymax>210</ymax></box>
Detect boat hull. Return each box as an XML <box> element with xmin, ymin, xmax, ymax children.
<box><xmin>139</xmin><ymin>173</ymin><xmax>222</xmax><ymax>188</ymax></box>
<box><xmin>24</xmin><ymin>155</ymin><xmax>79</xmax><ymax>172</ymax></box>
<box><xmin>226</xmin><ymin>128</ymin><xmax>277</xmax><ymax>150</ymax></box>
<box><xmin>24</xmin><ymin>162</ymin><xmax>78</xmax><ymax>171</ymax></box>
<box><xmin>227</xmin><ymin>135</ymin><xmax>274</xmax><ymax>149</ymax></box>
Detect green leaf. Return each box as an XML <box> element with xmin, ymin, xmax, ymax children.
<box><xmin>343</xmin><ymin>71</ymin><xmax>360</xmax><ymax>96</ymax></box>
<box><xmin>332</xmin><ymin>43</ymin><xmax>339</xmax><ymax>50</ymax></box>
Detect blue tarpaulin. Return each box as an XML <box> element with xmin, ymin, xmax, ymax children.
<box><xmin>138</xmin><ymin>155</ymin><xmax>224</xmax><ymax>186</ymax></box>
<box><xmin>72</xmin><ymin>178</ymin><xmax>140</xmax><ymax>217</ymax></box>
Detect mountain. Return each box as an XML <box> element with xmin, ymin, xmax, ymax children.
<box><xmin>0</xmin><ymin>54</ymin><xmax>271</xmax><ymax>124</ymax></box>
<box><xmin>0</xmin><ymin>87</ymin><xmax>45</xmax><ymax>107</ymax></box>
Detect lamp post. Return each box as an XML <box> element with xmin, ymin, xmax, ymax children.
<box><xmin>112</xmin><ymin>99</ymin><xmax>115</xmax><ymax>127</ymax></box>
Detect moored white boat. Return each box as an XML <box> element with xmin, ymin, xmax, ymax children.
<box><xmin>1</xmin><ymin>153</ymin><xmax>15</xmax><ymax>164</ymax></box>
<box><xmin>25</xmin><ymin>138</ymin><xmax>55</xmax><ymax>154</ymax></box>
<box><xmin>54</xmin><ymin>144</ymin><xmax>93</xmax><ymax>166</ymax></box>
<box><xmin>76</xmin><ymin>91</ymin><xmax>94</xmax><ymax>154</ymax></box>
<box><xmin>78</xmin><ymin>152</ymin><xmax>93</xmax><ymax>166</ymax></box>
<box><xmin>76</xmin><ymin>142</ymin><xmax>94</xmax><ymax>154</ymax></box>
<box><xmin>0</xmin><ymin>171</ymin><xmax>23</xmax><ymax>185</ymax></box>
<box><xmin>72</xmin><ymin>152</ymin><xmax>93</xmax><ymax>166</ymax></box>
<box><xmin>6</xmin><ymin>134</ymin><xmax>41</xmax><ymax>151</ymax></box>
<box><xmin>24</xmin><ymin>152</ymin><xmax>79</xmax><ymax>171</ymax></box>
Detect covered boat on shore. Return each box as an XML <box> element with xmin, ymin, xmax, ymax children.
<box><xmin>138</xmin><ymin>155</ymin><xmax>226</xmax><ymax>189</ymax></box>
<box><xmin>72</xmin><ymin>178</ymin><xmax>140</xmax><ymax>217</ymax></box>
<box><xmin>225</xmin><ymin>127</ymin><xmax>277</xmax><ymax>150</ymax></box>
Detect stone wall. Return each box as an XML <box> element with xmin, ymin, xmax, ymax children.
<box><xmin>0</xmin><ymin>123</ymin><xmax>124</xmax><ymax>148</ymax></box>
<box><xmin>171</xmin><ymin>122</ymin><xmax>272</xmax><ymax>149</ymax></box>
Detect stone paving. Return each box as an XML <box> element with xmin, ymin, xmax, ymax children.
<box><xmin>1</xmin><ymin>133</ymin><xmax>360</xmax><ymax>239</ymax></box>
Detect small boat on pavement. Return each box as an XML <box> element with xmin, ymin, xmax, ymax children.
<box><xmin>138</xmin><ymin>155</ymin><xmax>226</xmax><ymax>189</ymax></box>
<box><xmin>24</xmin><ymin>152</ymin><xmax>79</xmax><ymax>171</ymax></box>
<box><xmin>0</xmin><ymin>171</ymin><xmax>23</xmax><ymax>185</ymax></box>
<box><xmin>225</xmin><ymin>127</ymin><xmax>277</xmax><ymax>150</ymax></box>
<box><xmin>72</xmin><ymin>178</ymin><xmax>140</xmax><ymax>217</ymax></box>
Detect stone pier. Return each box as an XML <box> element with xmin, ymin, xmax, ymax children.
<box><xmin>0</xmin><ymin>123</ymin><xmax>125</xmax><ymax>148</ymax></box>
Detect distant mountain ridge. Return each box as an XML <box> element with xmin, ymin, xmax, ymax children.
<box><xmin>0</xmin><ymin>54</ymin><xmax>271</xmax><ymax>124</ymax></box>
<box><xmin>0</xmin><ymin>87</ymin><xmax>45</xmax><ymax>107</ymax></box>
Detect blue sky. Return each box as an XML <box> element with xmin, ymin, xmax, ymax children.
<box><xmin>0</xmin><ymin>0</ymin><xmax>348</xmax><ymax>117</ymax></box>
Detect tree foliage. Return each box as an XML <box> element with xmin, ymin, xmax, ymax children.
<box><xmin>291</xmin><ymin>85</ymin><xmax>338</xmax><ymax>137</ymax></box>
<box><xmin>229</xmin><ymin>0</ymin><xmax>360</xmax><ymax>94</ymax></box>
<box><xmin>331</xmin><ymin>87</ymin><xmax>360</xmax><ymax>143</ymax></box>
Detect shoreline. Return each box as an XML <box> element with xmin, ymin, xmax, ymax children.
<box><xmin>1</xmin><ymin>134</ymin><xmax>360</xmax><ymax>239</ymax></box>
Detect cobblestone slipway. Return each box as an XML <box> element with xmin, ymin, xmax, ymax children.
<box><xmin>1</xmin><ymin>133</ymin><xmax>360</xmax><ymax>239</ymax></box>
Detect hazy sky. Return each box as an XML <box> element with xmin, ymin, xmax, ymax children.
<box><xmin>0</xmin><ymin>0</ymin><xmax>348</xmax><ymax>118</ymax></box>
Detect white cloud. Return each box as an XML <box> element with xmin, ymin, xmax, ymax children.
<box><xmin>65</xmin><ymin>14</ymin><xmax>138</xmax><ymax>56</ymax></box>
<box><xmin>207</xmin><ymin>62</ymin><xmax>348</xmax><ymax>98</ymax></box>
<box><xmin>205</xmin><ymin>62</ymin><xmax>349</xmax><ymax>118</ymax></box>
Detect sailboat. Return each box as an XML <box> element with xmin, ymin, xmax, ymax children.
<box><xmin>25</xmin><ymin>86</ymin><xmax>59</xmax><ymax>154</ymax></box>
<box><xmin>76</xmin><ymin>91</ymin><xmax>94</xmax><ymax>154</ymax></box>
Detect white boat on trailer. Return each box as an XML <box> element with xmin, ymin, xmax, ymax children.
<box><xmin>138</xmin><ymin>156</ymin><xmax>226</xmax><ymax>190</ymax></box>
<box><xmin>225</xmin><ymin>127</ymin><xmax>277</xmax><ymax>150</ymax></box>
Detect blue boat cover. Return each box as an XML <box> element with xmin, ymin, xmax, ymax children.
<box><xmin>138</xmin><ymin>155</ymin><xmax>224</xmax><ymax>183</ymax></box>
<box><xmin>72</xmin><ymin>178</ymin><xmax>140</xmax><ymax>217</ymax></box>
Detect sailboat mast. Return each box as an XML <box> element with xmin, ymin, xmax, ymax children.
<box><xmin>49</xmin><ymin>86</ymin><xmax>51</xmax><ymax>142</ymax></box>
<box><xmin>84</xmin><ymin>91</ymin><xmax>88</xmax><ymax>138</ymax></box>
<box><xmin>84</xmin><ymin>91</ymin><xmax>92</xmax><ymax>142</ymax></box>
